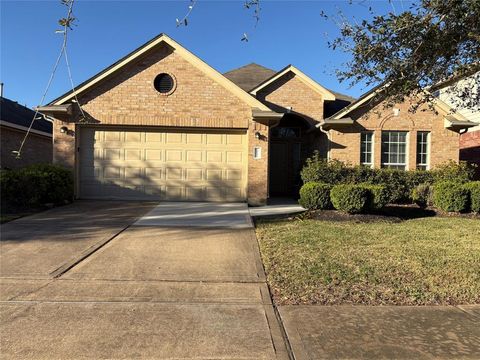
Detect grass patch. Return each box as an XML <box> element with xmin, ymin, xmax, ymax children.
<box><xmin>256</xmin><ymin>217</ymin><xmax>480</xmax><ymax>305</ymax></box>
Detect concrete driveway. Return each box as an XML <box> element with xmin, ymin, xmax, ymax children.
<box><xmin>0</xmin><ymin>201</ymin><xmax>289</xmax><ymax>359</ymax></box>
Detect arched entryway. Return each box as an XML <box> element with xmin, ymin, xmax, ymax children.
<box><xmin>268</xmin><ymin>113</ymin><xmax>313</xmax><ymax>198</ymax></box>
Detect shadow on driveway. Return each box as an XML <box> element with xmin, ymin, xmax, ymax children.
<box><xmin>0</xmin><ymin>201</ymin><xmax>157</xmax><ymax>278</ymax></box>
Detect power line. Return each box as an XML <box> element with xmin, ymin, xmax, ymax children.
<box><xmin>13</xmin><ymin>0</ymin><xmax>80</xmax><ymax>159</ymax></box>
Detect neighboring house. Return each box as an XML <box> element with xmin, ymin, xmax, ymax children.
<box><xmin>0</xmin><ymin>96</ymin><xmax>52</xmax><ymax>169</ymax></box>
<box><xmin>438</xmin><ymin>74</ymin><xmax>480</xmax><ymax>172</ymax></box>
<box><xmin>39</xmin><ymin>33</ymin><xmax>474</xmax><ymax>205</ymax></box>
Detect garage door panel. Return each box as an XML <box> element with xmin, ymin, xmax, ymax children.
<box><xmin>145</xmin><ymin>149</ymin><xmax>162</xmax><ymax>161</ymax></box>
<box><xmin>80</xmin><ymin>127</ymin><xmax>247</xmax><ymax>201</ymax></box>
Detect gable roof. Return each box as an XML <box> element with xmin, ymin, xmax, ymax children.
<box><xmin>249</xmin><ymin>64</ymin><xmax>336</xmax><ymax>101</ymax></box>
<box><xmin>327</xmin><ymin>83</ymin><xmax>385</xmax><ymax>120</ymax></box>
<box><xmin>0</xmin><ymin>97</ymin><xmax>52</xmax><ymax>135</ymax></box>
<box><xmin>326</xmin><ymin>89</ymin><xmax>356</xmax><ymax>103</ymax></box>
<box><xmin>323</xmin><ymin>83</ymin><xmax>476</xmax><ymax>131</ymax></box>
<box><xmin>49</xmin><ymin>33</ymin><xmax>272</xmax><ymax>112</ymax></box>
<box><xmin>223</xmin><ymin>63</ymin><xmax>277</xmax><ymax>92</ymax></box>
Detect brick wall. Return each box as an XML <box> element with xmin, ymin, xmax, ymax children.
<box><xmin>247</xmin><ymin>121</ymin><xmax>269</xmax><ymax>205</ymax></box>
<box><xmin>52</xmin><ymin>43</ymin><xmax>269</xmax><ymax>204</ymax></box>
<box><xmin>329</xmin><ymin>100</ymin><xmax>460</xmax><ymax>169</ymax></box>
<box><xmin>256</xmin><ymin>72</ymin><xmax>325</xmax><ymax>124</ymax></box>
<box><xmin>459</xmin><ymin>130</ymin><xmax>480</xmax><ymax>175</ymax></box>
<box><xmin>78</xmin><ymin>45</ymin><xmax>252</xmax><ymax>127</ymax></box>
<box><xmin>1</xmin><ymin>126</ymin><xmax>52</xmax><ymax>169</ymax></box>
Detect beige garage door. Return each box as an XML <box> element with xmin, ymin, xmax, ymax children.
<box><xmin>79</xmin><ymin>127</ymin><xmax>248</xmax><ymax>201</ymax></box>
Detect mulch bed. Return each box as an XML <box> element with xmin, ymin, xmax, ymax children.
<box><xmin>298</xmin><ymin>204</ymin><xmax>479</xmax><ymax>223</ymax></box>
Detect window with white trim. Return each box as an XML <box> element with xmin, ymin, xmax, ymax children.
<box><xmin>416</xmin><ymin>131</ymin><xmax>430</xmax><ymax>170</ymax></box>
<box><xmin>381</xmin><ymin>131</ymin><xmax>408</xmax><ymax>170</ymax></box>
<box><xmin>360</xmin><ymin>132</ymin><xmax>374</xmax><ymax>167</ymax></box>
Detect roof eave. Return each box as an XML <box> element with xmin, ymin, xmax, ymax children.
<box><xmin>252</xmin><ymin>108</ymin><xmax>283</xmax><ymax>125</ymax></box>
<box><xmin>316</xmin><ymin>117</ymin><xmax>354</xmax><ymax>130</ymax></box>
<box><xmin>444</xmin><ymin>116</ymin><xmax>477</xmax><ymax>132</ymax></box>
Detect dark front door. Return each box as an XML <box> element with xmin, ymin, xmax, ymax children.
<box><xmin>269</xmin><ymin>138</ymin><xmax>302</xmax><ymax>196</ymax></box>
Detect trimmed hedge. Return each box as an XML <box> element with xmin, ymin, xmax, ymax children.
<box><xmin>359</xmin><ymin>184</ymin><xmax>389</xmax><ymax>210</ymax></box>
<box><xmin>298</xmin><ymin>182</ymin><xmax>332</xmax><ymax>210</ymax></box>
<box><xmin>301</xmin><ymin>153</ymin><xmax>476</xmax><ymax>204</ymax></box>
<box><xmin>412</xmin><ymin>184</ymin><xmax>433</xmax><ymax>209</ymax></box>
<box><xmin>0</xmin><ymin>164</ymin><xmax>73</xmax><ymax>208</ymax></box>
<box><xmin>464</xmin><ymin>181</ymin><xmax>480</xmax><ymax>213</ymax></box>
<box><xmin>433</xmin><ymin>181</ymin><xmax>469</xmax><ymax>213</ymax></box>
<box><xmin>330</xmin><ymin>184</ymin><xmax>369</xmax><ymax>214</ymax></box>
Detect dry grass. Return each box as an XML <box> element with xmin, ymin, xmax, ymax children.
<box><xmin>256</xmin><ymin>217</ymin><xmax>480</xmax><ymax>305</ymax></box>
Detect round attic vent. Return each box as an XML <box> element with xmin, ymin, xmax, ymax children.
<box><xmin>154</xmin><ymin>73</ymin><xmax>176</xmax><ymax>95</ymax></box>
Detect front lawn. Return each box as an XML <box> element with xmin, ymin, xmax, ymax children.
<box><xmin>256</xmin><ymin>217</ymin><xmax>480</xmax><ymax>305</ymax></box>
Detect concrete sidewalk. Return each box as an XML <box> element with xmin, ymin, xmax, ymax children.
<box><xmin>134</xmin><ymin>201</ymin><xmax>253</xmax><ymax>228</ymax></box>
<box><xmin>279</xmin><ymin>305</ymin><xmax>480</xmax><ymax>359</ymax></box>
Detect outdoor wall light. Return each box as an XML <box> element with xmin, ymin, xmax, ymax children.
<box><xmin>255</xmin><ymin>131</ymin><xmax>261</xmax><ymax>140</ymax></box>
<box><xmin>60</xmin><ymin>126</ymin><xmax>68</xmax><ymax>133</ymax></box>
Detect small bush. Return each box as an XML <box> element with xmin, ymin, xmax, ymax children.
<box><xmin>299</xmin><ymin>182</ymin><xmax>332</xmax><ymax>210</ymax></box>
<box><xmin>464</xmin><ymin>181</ymin><xmax>480</xmax><ymax>213</ymax></box>
<box><xmin>433</xmin><ymin>161</ymin><xmax>477</xmax><ymax>183</ymax></box>
<box><xmin>301</xmin><ymin>154</ymin><xmax>350</xmax><ymax>185</ymax></box>
<box><xmin>412</xmin><ymin>184</ymin><xmax>434</xmax><ymax>208</ymax></box>
<box><xmin>330</xmin><ymin>184</ymin><xmax>369</xmax><ymax>214</ymax></box>
<box><xmin>433</xmin><ymin>181</ymin><xmax>469</xmax><ymax>213</ymax></box>
<box><xmin>360</xmin><ymin>184</ymin><xmax>389</xmax><ymax>210</ymax></box>
<box><xmin>0</xmin><ymin>164</ymin><xmax>73</xmax><ymax>208</ymax></box>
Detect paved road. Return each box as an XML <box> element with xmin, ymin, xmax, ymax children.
<box><xmin>0</xmin><ymin>201</ymin><xmax>289</xmax><ymax>359</ymax></box>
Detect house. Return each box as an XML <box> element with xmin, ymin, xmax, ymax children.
<box><xmin>437</xmin><ymin>74</ymin><xmax>480</xmax><ymax>172</ymax></box>
<box><xmin>0</xmin><ymin>94</ymin><xmax>52</xmax><ymax>169</ymax></box>
<box><xmin>40</xmin><ymin>33</ymin><xmax>475</xmax><ymax>205</ymax></box>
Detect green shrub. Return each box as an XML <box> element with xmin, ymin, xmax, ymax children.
<box><xmin>301</xmin><ymin>154</ymin><xmax>350</xmax><ymax>185</ymax></box>
<box><xmin>298</xmin><ymin>182</ymin><xmax>332</xmax><ymax>210</ymax></box>
<box><xmin>0</xmin><ymin>164</ymin><xmax>73</xmax><ymax>208</ymax></box>
<box><xmin>301</xmin><ymin>153</ymin><xmax>475</xmax><ymax>204</ymax></box>
<box><xmin>412</xmin><ymin>184</ymin><xmax>434</xmax><ymax>208</ymax></box>
<box><xmin>360</xmin><ymin>184</ymin><xmax>389</xmax><ymax>210</ymax></box>
<box><xmin>463</xmin><ymin>181</ymin><xmax>480</xmax><ymax>213</ymax></box>
<box><xmin>433</xmin><ymin>161</ymin><xmax>477</xmax><ymax>183</ymax></box>
<box><xmin>433</xmin><ymin>181</ymin><xmax>469</xmax><ymax>212</ymax></box>
<box><xmin>330</xmin><ymin>184</ymin><xmax>369</xmax><ymax>214</ymax></box>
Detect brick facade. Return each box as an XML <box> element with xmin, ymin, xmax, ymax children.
<box><xmin>329</xmin><ymin>100</ymin><xmax>460</xmax><ymax>169</ymax></box>
<box><xmin>459</xmin><ymin>130</ymin><xmax>480</xmax><ymax>175</ymax></box>
<box><xmin>1</xmin><ymin>126</ymin><xmax>52</xmax><ymax>169</ymax></box>
<box><xmin>256</xmin><ymin>72</ymin><xmax>325</xmax><ymax>124</ymax></box>
<box><xmin>255</xmin><ymin>71</ymin><xmax>328</xmax><ymax>169</ymax></box>
<box><xmin>52</xmin><ymin>43</ymin><xmax>269</xmax><ymax>205</ymax></box>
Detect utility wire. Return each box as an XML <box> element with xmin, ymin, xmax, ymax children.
<box><xmin>64</xmin><ymin>38</ymin><xmax>86</xmax><ymax>120</ymax></box>
<box><xmin>14</xmin><ymin>0</ymin><xmax>79</xmax><ymax>159</ymax></box>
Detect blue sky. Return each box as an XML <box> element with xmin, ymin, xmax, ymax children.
<box><xmin>1</xmin><ymin>0</ymin><xmax>408</xmax><ymax>108</ymax></box>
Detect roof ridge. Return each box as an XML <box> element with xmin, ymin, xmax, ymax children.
<box><xmin>223</xmin><ymin>62</ymin><xmax>276</xmax><ymax>75</ymax></box>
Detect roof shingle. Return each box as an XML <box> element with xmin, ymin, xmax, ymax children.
<box><xmin>223</xmin><ymin>63</ymin><xmax>277</xmax><ymax>92</ymax></box>
<box><xmin>0</xmin><ymin>97</ymin><xmax>52</xmax><ymax>134</ymax></box>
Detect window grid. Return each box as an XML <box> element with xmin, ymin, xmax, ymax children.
<box><xmin>381</xmin><ymin>131</ymin><xmax>408</xmax><ymax>170</ymax></box>
<box><xmin>416</xmin><ymin>131</ymin><xmax>430</xmax><ymax>170</ymax></box>
<box><xmin>360</xmin><ymin>132</ymin><xmax>373</xmax><ymax>167</ymax></box>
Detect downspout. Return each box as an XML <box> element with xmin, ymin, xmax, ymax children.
<box><xmin>317</xmin><ymin>121</ymin><xmax>331</xmax><ymax>161</ymax></box>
